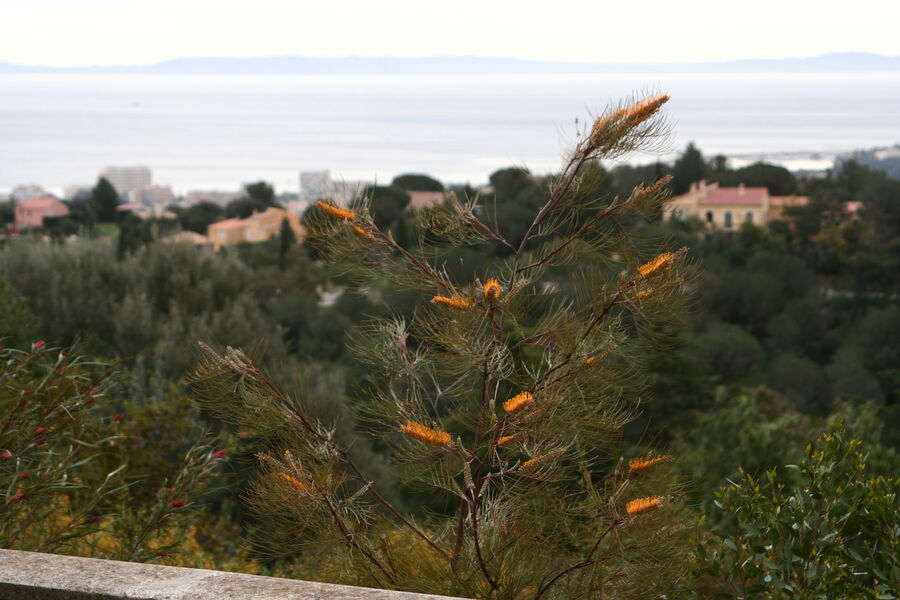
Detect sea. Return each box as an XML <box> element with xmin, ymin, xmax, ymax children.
<box><xmin>1</xmin><ymin>72</ymin><xmax>899</xmax><ymax>195</ymax></box>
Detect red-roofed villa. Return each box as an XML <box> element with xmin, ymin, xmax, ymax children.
<box><xmin>14</xmin><ymin>196</ymin><xmax>69</xmax><ymax>231</ymax></box>
<box><xmin>667</xmin><ymin>180</ymin><xmax>808</xmax><ymax>229</ymax></box>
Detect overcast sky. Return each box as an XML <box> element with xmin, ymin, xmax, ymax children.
<box><xmin>5</xmin><ymin>0</ymin><xmax>900</xmax><ymax>67</ymax></box>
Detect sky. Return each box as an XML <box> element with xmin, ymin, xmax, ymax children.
<box><xmin>4</xmin><ymin>0</ymin><xmax>900</xmax><ymax>67</ymax></box>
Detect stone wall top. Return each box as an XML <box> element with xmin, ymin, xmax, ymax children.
<box><xmin>0</xmin><ymin>549</ymin><xmax>470</xmax><ymax>600</ymax></box>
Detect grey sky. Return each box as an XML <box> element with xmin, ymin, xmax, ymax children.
<box><xmin>4</xmin><ymin>0</ymin><xmax>900</xmax><ymax>66</ymax></box>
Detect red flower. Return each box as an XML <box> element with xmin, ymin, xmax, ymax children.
<box><xmin>212</xmin><ymin>450</ymin><xmax>227</xmax><ymax>459</ymax></box>
<box><xmin>17</xmin><ymin>473</ymin><xmax>30</xmax><ymax>479</ymax></box>
<box><xmin>112</xmin><ymin>413</ymin><xmax>124</xmax><ymax>423</ymax></box>
<box><xmin>170</xmin><ymin>500</ymin><xmax>187</xmax><ymax>508</ymax></box>
<box><xmin>0</xmin><ymin>451</ymin><xmax>11</xmax><ymax>459</ymax></box>
<box><xmin>83</xmin><ymin>516</ymin><xmax>101</xmax><ymax>524</ymax></box>
<box><xmin>57</xmin><ymin>366</ymin><xmax>68</xmax><ymax>374</ymax></box>
<box><xmin>32</xmin><ymin>340</ymin><xmax>46</xmax><ymax>350</ymax></box>
<box><xmin>34</xmin><ymin>427</ymin><xmax>47</xmax><ymax>434</ymax></box>
<box><xmin>156</xmin><ymin>551</ymin><xmax>170</xmax><ymax>557</ymax></box>
<box><xmin>11</xmin><ymin>492</ymin><xmax>29</xmax><ymax>502</ymax></box>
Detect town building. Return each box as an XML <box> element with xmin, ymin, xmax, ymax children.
<box><xmin>14</xmin><ymin>196</ymin><xmax>70</xmax><ymax>230</ymax></box>
<box><xmin>11</xmin><ymin>185</ymin><xmax>51</xmax><ymax>202</ymax></box>
<box><xmin>127</xmin><ymin>185</ymin><xmax>175</xmax><ymax>210</ymax></box>
<box><xmin>667</xmin><ymin>180</ymin><xmax>808</xmax><ymax>229</ymax></box>
<box><xmin>207</xmin><ymin>207</ymin><xmax>304</xmax><ymax>251</ymax></box>
<box><xmin>183</xmin><ymin>190</ymin><xmax>242</xmax><ymax>208</ymax></box>
<box><xmin>100</xmin><ymin>166</ymin><xmax>152</xmax><ymax>197</ymax></box>
<box><xmin>407</xmin><ymin>191</ymin><xmax>447</xmax><ymax>211</ymax></box>
<box><xmin>299</xmin><ymin>170</ymin><xmax>369</xmax><ymax>206</ymax></box>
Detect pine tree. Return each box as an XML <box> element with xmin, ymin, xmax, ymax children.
<box><xmin>189</xmin><ymin>92</ymin><xmax>693</xmax><ymax>599</ymax></box>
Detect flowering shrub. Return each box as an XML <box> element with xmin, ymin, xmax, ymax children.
<box><xmin>0</xmin><ymin>342</ymin><xmax>227</xmax><ymax>563</ymax></box>
<box><xmin>191</xmin><ymin>93</ymin><xmax>696</xmax><ymax>599</ymax></box>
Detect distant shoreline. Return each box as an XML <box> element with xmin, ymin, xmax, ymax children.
<box><xmin>2</xmin><ymin>52</ymin><xmax>899</xmax><ymax>76</ymax></box>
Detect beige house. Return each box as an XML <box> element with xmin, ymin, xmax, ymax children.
<box><xmin>207</xmin><ymin>207</ymin><xmax>304</xmax><ymax>251</ymax></box>
<box><xmin>667</xmin><ymin>180</ymin><xmax>808</xmax><ymax>230</ymax></box>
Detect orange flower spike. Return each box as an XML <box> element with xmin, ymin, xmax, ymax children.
<box><xmin>431</xmin><ymin>295</ymin><xmax>475</xmax><ymax>310</ymax></box>
<box><xmin>637</xmin><ymin>252</ymin><xmax>676</xmax><ymax>279</ymax></box>
<box><xmin>483</xmin><ymin>278</ymin><xmax>501</xmax><ymax>302</ymax></box>
<box><xmin>626</xmin><ymin>496</ymin><xmax>663</xmax><ymax>516</ymax></box>
<box><xmin>352</xmin><ymin>225</ymin><xmax>375</xmax><ymax>240</ymax></box>
<box><xmin>497</xmin><ymin>435</ymin><xmax>516</xmax><ymax>448</ymax></box>
<box><xmin>623</xmin><ymin>93</ymin><xmax>670</xmax><ymax>126</ymax></box>
<box><xmin>636</xmin><ymin>289</ymin><xmax>654</xmax><ymax>300</ymax></box>
<box><xmin>628</xmin><ymin>455</ymin><xmax>672</xmax><ymax>472</ymax></box>
<box><xmin>503</xmin><ymin>391</ymin><xmax>534</xmax><ymax>414</ymax></box>
<box><xmin>279</xmin><ymin>472</ymin><xmax>310</xmax><ymax>491</ymax></box>
<box><xmin>400</xmin><ymin>421</ymin><xmax>452</xmax><ymax>447</ymax></box>
<box><xmin>315</xmin><ymin>200</ymin><xmax>355</xmax><ymax>221</ymax></box>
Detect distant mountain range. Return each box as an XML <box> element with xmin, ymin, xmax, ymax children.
<box><xmin>1</xmin><ymin>53</ymin><xmax>898</xmax><ymax>75</ymax></box>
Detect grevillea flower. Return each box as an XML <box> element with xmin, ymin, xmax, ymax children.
<box><xmin>315</xmin><ymin>201</ymin><xmax>355</xmax><ymax>220</ymax></box>
<box><xmin>0</xmin><ymin>451</ymin><xmax>11</xmax><ymax>459</ymax></box>
<box><xmin>112</xmin><ymin>413</ymin><xmax>124</xmax><ymax>423</ymax></box>
<box><xmin>431</xmin><ymin>295</ymin><xmax>475</xmax><ymax>309</ymax></box>
<box><xmin>503</xmin><ymin>391</ymin><xmax>534</xmax><ymax>414</ymax></box>
<box><xmin>17</xmin><ymin>473</ymin><xmax>30</xmax><ymax>479</ymax></box>
<box><xmin>626</xmin><ymin>496</ymin><xmax>662</xmax><ymax>516</ymax></box>
<box><xmin>636</xmin><ymin>289</ymin><xmax>654</xmax><ymax>300</ymax></box>
<box><xmin>352</xmin><ymin>225</ymin><xmax>375</xmax><ymax>240</ymax></box>
<box><xmin>279</xmin><ymin>472</ymin><xmax>310</xmax><ymax>491</ymax></box>
<box><xmin>33</xmin><ymin>427</ymin><xmax>47</xmax><ymax>434</ymax></box>
<box><xmin>628</xmin><ymin>455</ymin><xmax>672</xmax><ymax>472</ymax></box>
<box><xmin>622</xmin><ymin>94</ymin><xmax>670</xmax><ymax>126</ymax></box>
<box><xmin>483</xmin><ymin>278</ymin><xmax>501</xmax><ymax>302</ymax></box>
<box><xmin>32</xmin><ymin>340</ymin><xmax>46</xmax><ymax>350</ymax></box>
<box><xmin>212</xmin><ymin>450</ymin><xmax>227</xmax><ymax>459</ymax></box>
<box><xmin>497</xmin><ymin>435</ymin><xmax>516</xmax><ymax>448</ymax></box>
<box><xmin>11</xmin><ymin>492</ymin><xmax>29</xmax><ymax>502</ymax></box>
<box><xmin>170</xmin><ymin>500</ymin><xmax>187</xmax><ymax>508</ymax></box>
<box><xmin>637</xmin><ymin>252</ymin><xmax>676</xmax><ymax>279</ymax></box>
<box><xmin>400</xmin><ymin>421</ymin><xmax>451</xmax><ymax>446</ymax></box>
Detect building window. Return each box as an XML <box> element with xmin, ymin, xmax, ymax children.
<box><xmin>705</xmin><ymin>211</ymin><xmax>713</xmax><ymax>223</ymax></box>
<box><xmin>724</xmin><ymin>211</ymin><xmax>733</xmax><ymax>228</ymax></box>
<box><xmin>746</xmin><ymin>211</ymin><xmax>754</xmax><ymax>224</ymax></box>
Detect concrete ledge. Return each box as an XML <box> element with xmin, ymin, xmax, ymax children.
<box><xmin>0</xmin><ymin>549</ymin><xmax>468</xmax><ymax>600</ymax></box>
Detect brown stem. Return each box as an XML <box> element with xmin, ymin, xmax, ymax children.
<box><xmin>322</xmin><ymin>494</ymin><xmax>396</xmax><ymax>586</ymax></box>
<box><xmin>533</xmin><ymin>517</ymin><xmax>626</xmax><ymax>599</ymax></box>
<box><xmin>470</xmin><ymin>489</ymin><xmax>499</xmax><ymax>591</ymax></box>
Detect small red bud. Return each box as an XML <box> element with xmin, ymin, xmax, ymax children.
<box><xmin>17</xmin><ymin>473</ymin><xmax>30</xmax><ymax>479</ymax></box>
<box><xmin>32</xmin><ymin>340</ymin><xmax>46</xmax><ymax>350</ymax></box>
<box><xmin>212</xmin><ymin>450</ymin><xmax>227</xmax><ymax>459</ymax></box>
<box><xmin>238</xmin><ymin>431</ymin><xmax>250</xmax><ymax>438</ymax></box>
<box><xmin>1</xmin><ymin>451</ymin><xmax>11</xmax><ymax>459</ymax></box>
<box><xmin>156</xmin><ymin>550</ymin><xmax>170</xmax><ymax>557</ymax></box>
<box><xmin>170</xmin><ymin>500</ymin><xmax>187</xmax><ymax>508</ymax></box>
<box><xmin>112</xmin><ymin>413</ymin><xmax>124</xmax><ymax>423</ymax></box>
<box><xmin>11</xmin><ymin>492</ymin><xmax>29</xmax><ymax>502</ymax></box>
<box><xmin>83</xmin><ymin>516</ymin><xmax>101</xmax><ymax>524</ymax></box>
<box><xmin>35</xmin><ymin>437</ymin><xmax>47</xmax><ymax>446</ymax></box>
<box><xmin>57</xmin><ymin>366</ymin><xmax>68</xmax><ymax>374</ymax></box>
<box><xmin>83</xmin><ymin>397</ymin><xmax>96</xmax><ymax>405</ymax></box>
<box><xmin>34</xmin><ymin>427</ymin><xmax>47</xmax><ymax>434</ymax></box>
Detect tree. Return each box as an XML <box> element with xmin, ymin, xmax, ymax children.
<box><xmin>191</xmin><ymin>92</ymin><xmax>694</xmax><ymax>599</ymax></box>
<box><xmin>279</xmin><ymin>217</ymin><xmax>297</xmax><ymax>270</ymax></box>
<box><xmin>225</xmin><ymin>182</ymin><xmax>280</xmax><ymax>219</ymax></box>
<box><xmin>179</xmin><ymin>201</ymin><xmax>224</xmax><ymax>233</ymax></box>
<box><xmin>244</xmin><ymin>181</ymin><xmax>276</xmax><ymax>206</ymax></box>
<box><xmin>91</xmin><ymin>177</ymin><xmax>120</xmax><ymax>223</ymax></box>
<box><xmin>391</xmin><ymin>173</ymin><xmax>444</xmax><ymax>192</ymax></box>
<box><xmin>364</xmin><ymin>184</ymin><xmax>410</xmax><ymax>230</ymax></box>
<box><xmin>672</xmin><ymin>142</ymin><xmax>706</xmax><ymax>194</ymax></box>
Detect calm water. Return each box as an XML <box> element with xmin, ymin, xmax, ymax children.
<box><xmin>1</xmin><ymin>72</ymin><xmax>899</xmax><ymax>193</ymax></box>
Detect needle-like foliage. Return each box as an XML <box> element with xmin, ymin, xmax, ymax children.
<box><xmin>189</xmin><ymin>92</ymin><xmax>695</xmax><ymax>599</ymax></box>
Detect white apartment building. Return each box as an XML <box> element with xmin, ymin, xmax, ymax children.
<box><xmin>100</xmin><ymin>166</ymin><xmax>152</xmax><ymax>196</ymax></box>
